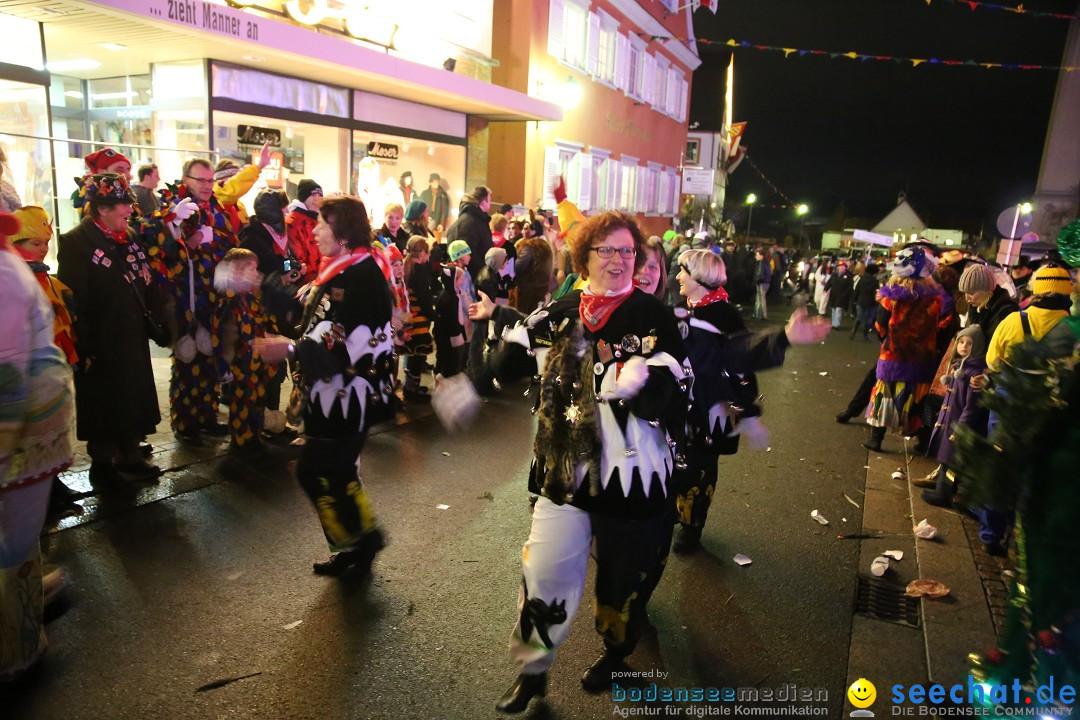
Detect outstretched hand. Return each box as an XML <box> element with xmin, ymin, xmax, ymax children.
<box><xmin>784</xmin><ymin>306</ymin><xmax>831</xmax><ymax>345</ymax></box>
<box><xmin>468</xmin><ymin>290</ymin><xmax>496</xmax><ymax>320</ymax></box>
<box><xmin>257</xmin><ymin>140</ymin><xmax>272</xmax><ymax>170</ymax></box>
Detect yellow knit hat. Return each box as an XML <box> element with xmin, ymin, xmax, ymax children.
<box><xmin>10</xmin><ymin>206</ymin><xmax>53</xmax><ymax>242</ymax></box>
<box><xmin>1031</xmin><ymin>264</ymin><xmax>1074</xmax><ymax>296</ymax></box>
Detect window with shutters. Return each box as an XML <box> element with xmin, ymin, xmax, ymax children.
<box><xmin>591</xmin><ymin>148</ymin><xmax>611</xmax><ymax>210</ymax></box>
<box><xmin>627</xmin><ymin>36</ymin><xmax>646</xmax><ymax>101</ymax></box>
<box><xmin>562</xmin><ymin>2</ymin><xmax>588</xmax><ymax>70</ymax></box>
<box><xmin>653</xmin><ymin>55</ymin><xmax>669</xmax><ymax>112</ymax></box>
<box><xmin>596</xmin><ymin>24</ymin><xmax>615</xmax><ymax>84</ymax></box>
<box><xmin>619</xmin><ymin>157</ymin><xmax>639</xmax><ymax>212</ymax></box>
<box><xmin>666</xmin><ymin>167</ymin><xmax>680</xmax><ymax>216</ymax></box>
<box><xmin>645</xmin><ymin>163</ymin><xmax>661</xmax><ymax>215</ymax></box>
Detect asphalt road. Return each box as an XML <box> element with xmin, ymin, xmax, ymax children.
<box><xmin>4</xmin><ymin>306</ymin><xmax>882</xmax><ymax>720</ymax></box>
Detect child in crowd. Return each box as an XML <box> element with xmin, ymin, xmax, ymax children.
<box><xmin>212</xmin><ymin>247</ymin><xmax>278</xmax><ymax>464</ymax></box>
<box><xmin>402</xmin><ymin>236</ymin><xmax>434</xmax><ymax>400</ymax></box>
<box><xmin>433</xmin><ymin>240</ymin><xmax>473</xmax><ymax>379</ymax></box>
<box><xmin>920</xmin><ymin>325</ymin><xmax>988</xmax><ymax>508</ymax></box>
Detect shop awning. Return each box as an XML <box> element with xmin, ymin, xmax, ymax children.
<box><xmin>0</xmin><ymin>0</ymin><xmax>563</xmax><ymax>123</ymax></box>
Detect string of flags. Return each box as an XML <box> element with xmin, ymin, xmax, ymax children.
<box><xmin>642</xmin><ymin>35</ymin><xmax>1079</xmax><ymax>71</ymax></box>
<box><xmin>743</xmin><ymin>154</ymin><xmax>794</xmax><ymax>206</ymax></box>
<box><xmin>919</xmin><ymin>0</ymin><xmax>1076</xmax><ymax>21</ymax></box>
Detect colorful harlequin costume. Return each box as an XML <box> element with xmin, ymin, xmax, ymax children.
<box><xmin>0</xmin><ymin>212</ymin><xmax>75</xmax><ymax>681</ymax></box>
<box><xmin>293</xmin><ymin>245</ymin><xmax>395</xmax><ymax>566</ymax></box>
<box><xmin>10</xmin><ymin>207</ymin><xmax>78</xmax><ymax>366</ymax></box>
<box><xmin>147</xmin><ymin>183</ymin><xmax>241</xmax><ymax>436</ymax></box>
<box><xmin>867</xmin><ymin>247</ymin><xmax>951</xmax><ymax>435</ymax></box>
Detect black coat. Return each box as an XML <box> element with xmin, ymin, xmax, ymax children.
<box><xmin>238</xmin><ymin>219</ymin><xmax>301</xmax><ymax>334</ymax></box>
<box><xmin>445</xmin><ymin>202</ymin><xmax>492</xmax><ymax>282</ymax></box>
<box><xmin>852</xmin><ymin>273</ymin><xmax>880</xmax><ymax>309</ymax></box>
<box><xmin>970</xmin><ymin>286</ymin><xmax>1019</xmax><ymax>340</ymax></box>
<box><xmin>825</xmin><ymin>271</ymin><xmax>854</xmax><ymax>310</ymax></box>
<box><xmin>57</xmin><ymin>216</ymin><xmax>161</xmax><ymax>442</ymax></box>
<box><xmin>377</xmin><ymin>224</ymin><xmax>410</xmax><ymax>252</ymax></box>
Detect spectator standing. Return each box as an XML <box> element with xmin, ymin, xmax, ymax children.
<box><xmin>402</xmin><ymin>235</ymin><xmax>435</xmax><ymax>399</ymax></box>
<box><xmin>752</xmin><ymin>248</ymin><xmax>772</xmax><ymax>320</ymax></box>
<box><xmin>377</xmin><ymin>202</ymin><xmax>409</xmax><ymax>252</ymax></box>
<box><xmin>445</xmin><ymin>185</ymin><xmax>493</xmax><ymax>282</ymax></box>
<box><xmin>825</xmin><ymin>259</ymin><xmax>853</xmax><ymax>329</ymax></box>
<box><xmin>132</xmin><ymin>163</ymin><xmax>162</xmax><ymax>216</ymax></box>
<box><xmin>849</xmin><ymin>263</ymin><xmax>880</xmax><ymax>340</ymax></box>
<box><xmin>285</xmin><ymin>178</ymin><xmax>323</xmax><ymax>285</ymax></box>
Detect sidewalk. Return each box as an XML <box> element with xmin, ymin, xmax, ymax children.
<box><xmin>844</xmin><ymin>431</ymin><xmax>1006</xmax><ymax>702</ymax></box>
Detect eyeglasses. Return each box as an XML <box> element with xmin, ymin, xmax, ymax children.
<box><xmin>591</xmin><ymin>246</ymin><xmax>636</xmax><ymax>258</ymax></box>
<box><xmin>184</xmin><ymin>175</ymin><xmax>214</xmax><ymax>185</ymax></box>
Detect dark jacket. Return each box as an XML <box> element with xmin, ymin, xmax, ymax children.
<box><xmin>57</xmin><ymin>216</ymin><xmax>162</xmax><ymax>442</ymax></box>
<box><xmin>970</xmin><ymin>286</ymin><xmax>1019</xmax><ymax>341</ymax></box>
<box><xmin>754</xmin><ymin>258</ymin><xmax>772</xmax><ymax>286</ymax></box>
<box><xmin>852</xmin><ymin>273</ymin><xmax>880</xmax><ymax>309</ymax></box>
<box><xmin>445</xmin><ymin>202</ymin><xmax>493</xmax><ymax>282</ymax></box>
<box><xmin>377</xmin><ymin>224</ymin><xmax>410</xmax><ymax>253</ymax></box>
<box><xmin>825</xmin><ymin>271</ymin><xmax>854</xmax><ymax>311</ymax></box>
<box><xmin>238</xmin><ymin>219</ymin><xmax>301</xmax><ymax>333</ymax></box>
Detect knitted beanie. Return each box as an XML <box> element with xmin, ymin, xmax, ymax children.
<box><xmin>1030</xmin><ymin>264</ymin><xmax>1073</xmax><ymax>296</ymax></box>
<box><xmin>404</xmin><ymin>199</ymin><xmax>427</xmax><ymax>222</ymax></box>
<box><xmin>448</xmin><ymin>240</ymin><xmax>471</xmax><ymax>262</ymax></box>
<box><xmin>296</xmin><ymin>179</ymin><xmax>323</xmax><ymax>203</ymax></box>
<box><xmin>958</xmin><ymin>263</ymin><xmax>996</xmax><ymax>293</ymax></box>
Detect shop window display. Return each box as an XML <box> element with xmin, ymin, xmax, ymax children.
<box><xmin>350</xmin><ymin>131</ymin><xmax>465</xmax><ymax>232</ymax></box>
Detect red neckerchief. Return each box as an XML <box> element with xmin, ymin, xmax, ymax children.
<box><xmin>579</xmin><ymin>285</ymin><xmax>633</xmax><ymax>332</ymax></box>
<box><xmin>688</xmin><ymin>286</ymin><xmax>729</xmax><ymax>308</ymax></box>
<box><xmin>492</xmin><ymin>232</ymin><xmax>506</xmax><ymax>248</ymax></box>
<box><xmin>314</xmin><ymin>247</ymin><xmax>393</xmax><ymax>286</ymax></box>
<box><xmin>93</xmin><ymin>219</ymin><xmax>129</xmax><ymax>245</ymax></box>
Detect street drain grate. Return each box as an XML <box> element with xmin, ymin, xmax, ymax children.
<box><xmin>854</xmin><ymin>575</ymin><xmax>921</xmax><ymax>628</ymax></box>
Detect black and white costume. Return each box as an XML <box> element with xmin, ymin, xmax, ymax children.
<box><xmin>492</xmin><ymin>288</ymin><xmax>687</xmax><ymax>674</ymax></box>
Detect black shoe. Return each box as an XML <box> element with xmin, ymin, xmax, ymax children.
<box><xmin>201</xmin><ymin>422</ymin><xmax>230</xmax><ymax>437</ymax></box>
<box><xmin>672</xmin><ymin>525</ymin><xmax>702</xmax><ymax>555</ymax></box>
<box><xmin>114</xmin><ymin>461</ymin><xmax>162</xmax><ymax>481</ymax></box>
<box><xmin>174</xmin><ymin>429</ymin><xmax>204</xmax><ymax>446</ymax></box>
<box><xmin>402</xmin><ymin>387</ymin><xmax>431</xmax><ymax>402</ymax></box>
<box><xmin>47</xmin><ymin>478</ymin><xmax>85</xmax><ymax>520</ymax></box>
<box><xmin>312</xmin><ymin>530</ymin><xmax>385</xmax><ymax>577</ymax></box>
<box><xmin>495</xmin><ymin>672</ymin><xmax>547</xmax><ymax>714</ymax></box>
<box><xmin>835</xmin><ymin>411</ymin><xmax>853</xmax><ymax>424</ymax></box>
<box><xmin>88</xmin><ymin>462</ymin><xmax>120</xmax><ymax>486</ymax></box>
<box><xmin>983</xmin><ymin>542</ymin><xmax>1007</xmax><ymax>557</ymax></box>
<box><xmin>139</xmin><ymin>442</ymin><xmax>153</xmax><ymax>458</ymax></box>
<box><xmin>581</xmin><ymin>652</ymin><xmax>626</xmax><ymax>693</ymax></box>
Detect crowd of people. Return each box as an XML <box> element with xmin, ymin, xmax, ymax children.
<box><xmin>2</xmin><ymin>148</ymin><xmax>1077</xmax><ymax>715</ymax></box>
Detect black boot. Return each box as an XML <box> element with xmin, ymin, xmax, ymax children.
<box><xmin>672</xmin><ymin>525</ymin><xmax>702</xmax><ymax>554</ymax></box>
<box><xmin>861</xmin><ymin>426</ymin><xmax>886</xmax><ymax>452</ymax></box>
<box><xmin>581</xmin><ymin>652</ymin><xmax>627</xmax><ymax>693</ymax></box>
<box><xmin>495</xmin><ymin>672</ymin><xmax>547</xmax><ymax>714</ymax></box>
<box><xmin>312</xmin><ymin>529</ymin><xmax>385</xmax><ymax>577</ymax></box>
<box><xmin>921</xmin><ymin>467</ymin><xmax>955</xmax><ymax>507</ymax></box>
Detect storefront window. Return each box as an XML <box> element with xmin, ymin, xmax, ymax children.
<box><xmin>350</xmin><ymin>130</ymin><xmax>466</xmax><ymax>231</ymax></box>
<box><xmin>0</xmin><ymin>80</ymin><xmax>50</xmax><ymax>207</ymax></box>
<box><xmin>0</xmin><ymin>13</ymin><xmax>43</xmax><ymax>70</ymax></box>
<box><xmin>213</xmin><ymin>110</ymin><xmax>348</xmax><ymax>213</ymax></box>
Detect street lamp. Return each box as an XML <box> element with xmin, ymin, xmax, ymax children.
<box><xmin>796</xmin><ymin>203</ymin><xmax>809</xmax><ymax>247</ymax></box>
<box><xmin>1004</xmin><ymin>201</ymin><xmax>1034</xmax><ymax>266</ymax></box>
<box><xmin>745</xmin><ymin>193</ymin><xmax>757</xmax><ymax>242</ymax></box>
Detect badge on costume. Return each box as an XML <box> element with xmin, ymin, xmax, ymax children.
<box><xmin>102</xmin><ymin>258</ymin><xmax>112</xmax><ymax>267</ymax></box>
<box><xmin>597</xmin><ymin>340</ymin><xmax>613</xmax><ymax>363</ymax></box>
<box><xmin>593</xmin><ymin>361</ymin><xmax>605</xmax><ymax>375</ymax></box>
<box><xmin>620</xmin><ymin>334</ymin><xmax>641</xmax><ymax>354</ymax></box>
<box><xmin>331</xmin><ymin>287</ymin><xmax>345</xmax><ymax>301</ymax></box>
<box><xmin>126</xmin><ymin>254</ymin><xmax>135</xmax><ymax>263</ymax></box>
<box><xmin>642</xmin><ymin>335</ymin><xmax>657</xmax><ymax>354</ymax></box>
<box><xmin>91</xmin><ymin>255</ymin><xmax>101</xmax><ymax>265</ymax></box>
<box><xmin>678</xmin><ymin>320</ymin><xmax>689</xmax><ymax>339</ymax></box>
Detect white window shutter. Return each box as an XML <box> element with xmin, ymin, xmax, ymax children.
<box><xmin>614</xmin><ymin>33</ymin><xmax>629</xmax><ymax>92</ymax></box>
<box><xmin>636</xmin><ymin>167</ymin><xmax>648</xmax><ymax>212</ymax></box>
<box><xmin>586</xmin><ymin>12</ymin><xmax>600</xmax><ymax>77</ymax></box>
<box><xmin>577</xmin><ymin>151</ymin><xmax>592</xmax><ymax>212</ymax></box>
<box><xmin>658</xmin><ymin>172</ymin><xmax>669</xmax><ymax>215</ymax></box>
<box><xmin>548</xmin><ymin>0</ymin><xmax>565</xmax><ymax>60</ymax></box>
<box><xmin>666</xmin><ymin>68</ymin><xmax>678</xmax><ymax>116</ymax></box>
<box><xmin>669</xmin><ymin>170</ymin><xmax>680</xmax><ymax>215</ymax></box>
<box><xmin>642</xmin><ymin>55</ymin><xmax>655</xmax><ymax>106</ymax></box>
<box><xmin>678</xmin><ymin>78</ymin><xmax>688</xmax><ymax>121</ymax></box>
<box><xmin>608</xmin><ymin>160</ymin><xmax>620</xmax><ymax>210</ymax></box>
<box><xmin>543</xmin><ymin>146</ymin><xmax>560</xmax><ymax>209</ymax></box>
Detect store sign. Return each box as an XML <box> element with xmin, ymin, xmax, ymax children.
<box><xmin>681</xmin><ymin>168</ymin><xmax>715</xmax><ymax>195</ymax></box>
<box><xmin>237</xmin><ymin>124</ymin><xmax>281</xmax><ymax>147</ymax></box>
<box><xmin>366</xmin><ymin>142</ymin><xmax>399</xmax><ymax>161</ymax></box>
<box><xmin>252</xmin><ymin>150</ymin><xmax>285</xmax><ymax>188</ymax></box>
<box><xmin>224</xmin><ymin>0</ymin><xmax>397</xmax><ymax>47</ymax></box>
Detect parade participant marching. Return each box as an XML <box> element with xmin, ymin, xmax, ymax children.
<box><xmin>469</xmin><ymin>210</ymin><xmax>690</xmax><ymax>713</ymax></box>
<box><xmin>255</xmin><ymin>195</ymin><xmax>394</xmax><ymax>576</ymax></box>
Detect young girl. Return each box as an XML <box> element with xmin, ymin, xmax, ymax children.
<box><xmin>402</xmin><ymin>235</ymin><xmax>434</xmax><ymax>399</ymax></box>
<box><xmin>921</xmin><ymin>325</ymin><xmax>988</xmax><ymax>507</ymax></box>
<box><xmin>433</xmin><ymin>240</ymin><xmax>473</xmax><ymax>379</ymax></box>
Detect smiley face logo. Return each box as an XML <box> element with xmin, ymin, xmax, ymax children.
<box><xmin>848</xmin><ymin>678</ymin><xmax>877</xmax><ymax>708</ymax></box>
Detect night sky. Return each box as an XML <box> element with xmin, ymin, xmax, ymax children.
<box><xmin>689</xmin><ymin>0</ymin><xmax>1074</xmax><ymax>236</ymax></box>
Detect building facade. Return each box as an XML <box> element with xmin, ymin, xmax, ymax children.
<box><xmin>488</xmin><ymin>0</ymin><xmax>700</xmax><ymax>237</ymax></box>
<box><xmin>0</xmin><ymin>0</ymin><xmax>560</xmax><ymax>241</ymax></box>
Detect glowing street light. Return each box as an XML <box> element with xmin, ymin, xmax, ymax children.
<box><xmin>796</xmin><ymin>204</ymin><xmax>810</xmax><ymax>247</ymax></box>
<box><xmin>745</xmin><ymin>193</ymin><xmax>758</xmax><ymax>241</ymax></box>
<box><xmin>796</xmin><ymin>203</ymin><xmax>809</xmax><ymax>216</ymax></box>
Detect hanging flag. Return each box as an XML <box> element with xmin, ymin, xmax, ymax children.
<box><xmin>725</xmin><ymin>145</ymin><xmax>747</xmax><ymax>174</ymax></box>
<box><xmin>727</xmin><ymin>121</ymin><xmax>747</xmax><ymax>158</ymax></box>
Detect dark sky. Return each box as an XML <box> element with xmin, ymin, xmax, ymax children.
<box><xmin>689</xmin><ymin>0</ymin><xmax>1074</xmax><ymax>234</ymax></box>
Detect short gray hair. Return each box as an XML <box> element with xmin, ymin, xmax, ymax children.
<box><xmin>679</xmin><ymin>248</ymin><xmax>727</xmax><ymax>289</ymax></box>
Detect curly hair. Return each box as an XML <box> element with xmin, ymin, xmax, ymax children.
<box><xmin>319</xmin><ymin>195</ymin><xmax>373</xmax><ymax>250</ymax></box>
<box><xmin>565</xmin><ymin>211</ymin><xmax>646</xmax><ymax>278</ymax></box>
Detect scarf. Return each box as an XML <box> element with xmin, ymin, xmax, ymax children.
<box><xmin>314</xmin><ymin>246</ymin><xmax>393</xmax><ymax>286</ymax></box>
<box><xmin>688</xmin><ymin>286</ymin><xmax>729</xmax><ymax>308</ymax></box>
<box><xmin>94</xmin><ymin>219</ymin><xmax>129</xmax><ymax>245</ymax></box>
<box><xmin>579</xmin><ymin>284</ymin><xmax>633</xmax><ymax>332</ymax></box>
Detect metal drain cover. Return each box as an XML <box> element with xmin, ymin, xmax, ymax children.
<box><xmin>855</xmin><ymin>574</ymin><xmax>921</xmax><ymax>627</ymax></box>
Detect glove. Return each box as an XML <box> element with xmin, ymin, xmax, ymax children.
<box><xmin>171</xmin><ymin>197</ymin><xmax>198</xmax><ymax>223</ymax></box>
<box><xmin>731</xmin><ymin>416</ymin><xmax>770</xmax><ymax>451</ymax></box>
<box><xmin>553</xmin><ymin>175</ymin><xmax>567</xmax><ymax>205</ymax></box>
<box><xmin>197</xmin><ymin>226</ymin><xmax>214</xmax><ymax>245</ymax></box>
<box><xmin>600</xmin><ymin>355</ymin><xmax>649</xmax><ymax>401</ymax></box>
